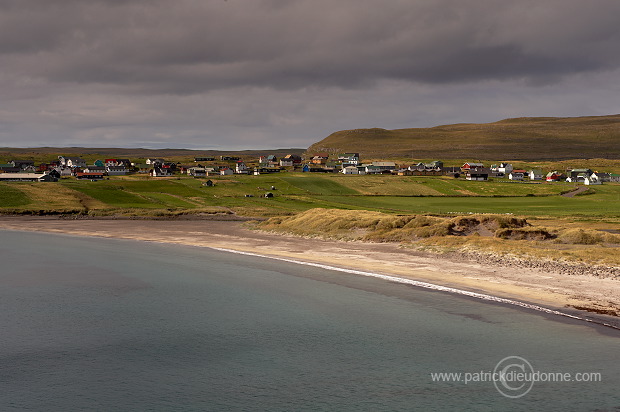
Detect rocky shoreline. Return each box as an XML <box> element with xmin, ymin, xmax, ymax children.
<box><xmin>449</xmin><ymin>249</ymin><xmax>620</xmax><ymax>280</ymax></box>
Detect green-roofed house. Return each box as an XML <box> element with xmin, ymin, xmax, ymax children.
<box><xmin>609</xmin><ymin>174</ymin><xmax>620</xmax><ymax>183</ymax></box>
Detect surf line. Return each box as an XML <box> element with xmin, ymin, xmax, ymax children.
<box><xmin>210</xmin><ymin>246</ymin><xmax>619</xmax><ymax>330</ymax></box>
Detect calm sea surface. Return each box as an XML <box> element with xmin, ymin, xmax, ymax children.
<box><xmin>1</xmin><ymin>230</ymin><xmax>619</xmax><ymax>411</ymax></box>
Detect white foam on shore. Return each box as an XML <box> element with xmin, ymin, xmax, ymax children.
<box><xmin>210</xmin><ymin>246</ymin><xmax>618</xmax><ymax>328</ymax></box>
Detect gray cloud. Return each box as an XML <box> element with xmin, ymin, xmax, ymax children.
<box><xmin>0</xmin><ymin>0</ymin><xmax>619</xmax><ymax>149</ymax></box>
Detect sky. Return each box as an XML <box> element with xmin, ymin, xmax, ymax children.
<box><xmin>1</xmin><ymin>0</ymin><xmax>620</xmax><ymax>150</ymax></box>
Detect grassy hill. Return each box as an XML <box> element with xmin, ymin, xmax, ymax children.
<box><xmin>306</xmin><ymin>114</ymin><xmax>620</xmax><ymax>160</ymax></box>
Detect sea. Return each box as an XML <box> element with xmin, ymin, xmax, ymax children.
<box><xmin>1</xmin><ymin>230</ymin><xmax>619</xmax><ymax>411</ymax></box>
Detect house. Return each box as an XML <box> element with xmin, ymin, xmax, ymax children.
<box><xmin>259</xmin><ymin>155</ymin><xmax>278</xmax><ymax>166</ymax></box>
<box><xmin>567</xmin><ymin>173</ymin><xmax>589</xmax><ymax>183</ymax></box>
<box><xmin>461</xmin><ymin>162</ymin><xmax>484</xmax><ymax>171</ymax></box>
<box><xmin>104</xmin><ymin>158</ymin><xmax>131</xmax><ymax>167</ymax></box>
<box><xmin>188</xmin><ymin>167</ymin><xmax>206</xmax><ymax>177</ymax></box>
<box><xmin>584</xmin><ymin>173</ymin><xmax>602</xmax><ymax>185</ymax></box>
<box><xmin>151</xmin><ymin>167</ymin><xmax>172</xmax><ymax>177</ymax></box>
<box><xmin>255</xmin><ymin>167</ymin><xmax>281</xmax><ymax>174</ymax></box>
<box><xmin>465</xmin><ymin>168</ymin><xmax>490</xmax><ymax>181</ymax></box>
<box><xmin>529</xmin><ymin>169</ymin><xmax>543</xmax><ymax>180</ymax></box>
<box><xmin>220</xmin><ymin>168</ymin><xmax>233</xmax><ymax>176</ymax></box>
<box><xmin>546</xmin><ymin>171</ymin><xmax>565</xmax><ymax>182</ymax></box>
<box><xmin>134</xmin><ymin>164</ymin><xmax>150</xmax><ymax>174</ymax></box>
<box><xmin>310</xmin><ymin>153</ymin><xmax>329</xmax><ymax>165</ymax></box>
<box><xmin>491</xmin><ymin>163</ymin><xmax>513</xmax><ymax>176</ymax></box>
<box><xmin>441</xmin><ymin>167</ymin><xmax>461</xmax><ymax>176</ymax></box>
<box><xmin>405</xmin><ymin>165</ymin><xmax>442</xmax><ymax>176</ymax></box>
<box><xmin>372</xmin><ymin>161</ymin><xmax>396</xmax><ymax>172</ymax></box>
<box><xmin>567</xmin><ymin>168</ymin><xmax>593</xmax><ymax>179</ymax></box>
<box><xmin>83</xmin><ymin>165</ymin><xmax>107</xmax><ymax>174</ymax></box>
<box><xmin>365</xmin><ymin>165</ymin><xmax>383</xmax><ymax>174</ymax></box>
<box><xmin>0</xmin><ymin>172</ymin><xmax>57</xmax><ymax>182</ymax></box>
<box><xmin>105</xmin><ymin>165</ymin><xmax>127</xmax><ymax>176</ymax></box>
<box><xmin>338</xmin><ymin>153</ymin><xmax>360</xmax><ymax>165</ymax></box>
<box><xmin>161</xmin><ymin>162</ymin><xmax>178</xmax><ymax>172</ymax></box>
<box><xmin>9</xmin><ymin>160</ymin><xmax>35</xmax><ymax>170</ymax></box>
<box><xmin>47</xmin><ymin>169</ymin><xmax>61</xmax><ymax>179</ymax></box>
<box><xmin>279</xmin><ymin>154</ymin><xmax>302</xmax><ymax>167</ymax></box>
<box><xmin>341</xmin><ymin>165</ymin><xmax>359</xmax><ymax>174</ymax></box>
<box><xmin>220</xmin><ymin>156</ymin><xmax>240</xmax><ymax>161</ymax></box>
<box><xmin>591</xmin><ymin>172</ymin><xmax>610</xmax><ymax>182</ymax></box>
<box><xmin>76</xmin><ymin>172</ymin><xmax>104</xmax><ymax>180</ymax></box>
<box><xmin>424</xmin><ymin>160</ymin><xmax>444</xmax><ymax>169</ymax></box>
<box><xmin>146</xmin><ymin>158</ymin><xmax>165</xmax><ymax>165</ymax></box>
<box><xmin>509</xmin><ymin>169</ymin><xmax>527</xmax><ymax>181</ymax></box>
<box><xmin>195</xmin><ymin>157</ymin><xmax>215</xmax><ymax>162</ymax></box>
<box><xmin>52</xmin><ymin>166</ymin><xmax>73</xmax><ymax>177</ymax></box>
<box><xmin>609</xmin><ymin>174</ymin><xmax>620</xmax><ymax>183</ymax></box>
<box><xmin>58</xmin><ymin>156</ymin><xmax>86</xmax><ymax>168</ymax></box>
<box><xmin>235</xmin><ymin>161</ymin><xmax>248</xmax><ymax>174</ymax></box>
<box><xmin>0</xmin><ymin>164</ymin><xmax>21</xmax><ymax>173</ymax></box>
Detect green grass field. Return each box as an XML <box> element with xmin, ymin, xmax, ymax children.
<box><xmin>0</xmin><ymin>183</ymin><xmax>31</xmax><ymax>207</ymax></box>
<box><xmin>1</xmin><ymin>173</ymin><xmax>619</xmax><ymax>218</ymax></box>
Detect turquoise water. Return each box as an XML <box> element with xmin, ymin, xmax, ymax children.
<box><xmin>0</xmin><ymin>230</ymin><xmax>619</xmax><ymax>411</ymax></box>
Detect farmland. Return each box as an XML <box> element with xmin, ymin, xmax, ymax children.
<box><xmin>0</xmin><ymin>173</ymin><xmax>618</xmax><ymax>220</ymax></box>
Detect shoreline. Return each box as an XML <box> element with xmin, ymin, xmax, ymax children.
<box><xmin>2</xmin><ymin>215</ymin><xmax>620</xmax><ymax>331</ymax></box>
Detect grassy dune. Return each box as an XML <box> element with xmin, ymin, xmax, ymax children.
<box><xmin>257</xmin><ymin>208</ymin><xmax>620</xmax><ymax>266</ymax></box>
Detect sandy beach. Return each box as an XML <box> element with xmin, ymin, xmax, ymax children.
<box><xmin>2</xmin><ymin>215</ymin><xmax>619</xmax><ymax>330</ymax></box>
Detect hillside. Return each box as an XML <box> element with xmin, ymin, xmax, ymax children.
<box><xmin>306</xmin><ymin>114</ymin><xmax>620</xmax><ymax>160</ymax></box>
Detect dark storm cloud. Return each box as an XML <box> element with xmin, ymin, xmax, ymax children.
<box><xmin>1</xmin><ymin>0</ymin><xmax>619</xmax><ymax>149</ymax></box>
<box><xmin>3</xmin><ymin>0</ymin><xmax>620</xmax><ymax>94</ymax></box>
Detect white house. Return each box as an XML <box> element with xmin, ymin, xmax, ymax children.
<box><xmin>235</xmin><ymin>162</ymin><xmax>248</xmax><ymax>174</ymax></box>
<box><xmin>187</xmin><ymin>167</ymin><xmax>206</xmax><ymax>177</ymax></box>
<box><xmin>498</xmin><ymin>163</ymin><xmax>513</xmax><ymax>174</ymax></box>
<box><xmin>509</xmin><ymin>170</ymin><xmax>526</xmax><ymax>180</ymax></box>
<box><xmin>58</xmin><ymin>156</ymin><xmax>86</xmax><ymax>168</ymax></box>
<box><xmin>585</xmin><ymin>173</ymin><xmax>602</xmax><ymax>185</ymax></box>
<box><xmin>566</xmin><ymin>174</ymin><xmax>587</xmax><ymax>183</ymax></box>
<box><xmin>529</xmin><ymin>169</ymin><xmax>543</xmax><ymax>180</ymax></box>
<box><xmin>151</xmin><ymin>167</ymin><xmax>172</xmax><ymax>177</ymax></box>
<box><xmin>338</xmin><ymin>153</ymin><xmax>360</xmax><ymax>165</ymax></box>
<box><xmin>341</xmin><ymin>165</ymin><xmax>359</xmax><ymax>175</ymax></box>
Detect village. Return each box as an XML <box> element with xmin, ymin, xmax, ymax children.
<box><xmin>0</xmin><ymin>152</ymin><xmax>618</xmax><ymax>186</ymax></box>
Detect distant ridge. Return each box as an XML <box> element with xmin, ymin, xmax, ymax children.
<box><xmin>306</xmin><ymin>114</ymin><xmax>620</xmax><ymax>160</ymax></box>
<box><xmin>0</xmin><ymin>147</ymin><xmax>305</xmax><ymax>158</ymax></box>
